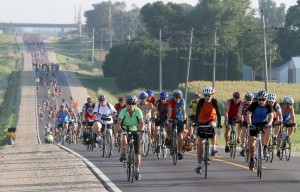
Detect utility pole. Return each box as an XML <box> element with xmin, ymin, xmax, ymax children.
<box><xmin>100</xmin><ymin>33</ymin><xmax>103</xmax><ymax>71</ymax></box>
<box><xmin>225</xmin><ymin>57</ymin><xmax>228</xmax><ymax>80</ymax></box>
<box><xmin>269</xmin><ymin>49</ymin><xmax>272</xmax><ymax>82</ymax></box>
<box><xmin>108</xmin><ymin>5</ymin><xmax>112</xmax><ymax>49</ymax></box>
<box><xmin>159</xmin><ymin>29</ymin><xmax>162</xmax><ymax>93</ymax></box>
<box><xmin>183</xmin><ymin>28</ymin><xmax>194</xmax><ymax>101</ymax></box>
<box><xmin>212</xmin><ymin>27</ymin><xmax>217</xmax><ymax>88</ymax></box>
<box><xmin>261</xmin><ymin>9</ymin><xmax>268</xmax><ymax>92</ymax></box>
<box><xmin>92</xmin><ymin>28</ymin><xmax>94</xmax><ymax>63</ymax></box>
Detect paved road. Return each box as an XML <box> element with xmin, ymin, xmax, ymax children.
<box><xmin>36</xmin><ymin>69</ymin><xmax>300</xmax><ymax>192</ymax></box>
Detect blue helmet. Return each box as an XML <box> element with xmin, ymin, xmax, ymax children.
<box><xmin>145</xmin><ymin>89</ymin><xmax>154</xmax><ymax>96</ymax></box>
<box><xmin>139</xmin><ymin>92</ymin><xmax>149</xmax><ymax>100</ymax></box>
<box><xmin>159</xmin><ymin>91</ymin><xmax>168</xmax><ymax>99</ymax></box>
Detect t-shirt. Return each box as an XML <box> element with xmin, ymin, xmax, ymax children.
<box><xmin>198</xmin><ymin>101</ymin><xmax>217</xmax><ymax>123</ymax></box>
<box><xmin>82</xmin><ymin>103</ymin><xmax>96</xmax><ymax>121</ymax></box>
<box><xmin>247</xmin><ymin>101</ymin><xmax>274</xmax><ymax>124</ymax></box>
<box><xmin>168</xmin><ymin>98</ymin><xmax>185</xmax><ymax>119</ymax></box>
<box><xmin>118</xmin><ymin>108</ymin><xmax>143</xmax><ymax>132</ymax></box>
<box><xmin>148</xmin><ymin>96</ymin><xmax>157</xmax><ymax>105</ymax></box>
<box><xmin>228</xmin><ymin>99</ymin><xmax>242</xmax><ymax>119</ymax></box>
<box><xmin>155</xmin><ymin>100</ymin><xmax>168</xmax><ymax>119</ymax></box>
<box><xmin>93</xmin><ymin>103</ymin><xmax>117</xmax><ymax>124</ymax></box>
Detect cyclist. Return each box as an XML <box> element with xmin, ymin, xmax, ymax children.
<box><xmin>237</xmin><ymin>92</ymin><xmax>254</xmax><ymax>156</ymax></box>
<box><xmin>154</xmin><ymin>91</ymin><xmax>169</xmax><ymax>152</ymax></box>
<box><xmin>188</xmin><ymin>93</ymin><xmax>202</xmax><ymax>139</ymax></box>
<box><xmin>246</xmin><ymin>91</ymin><xmax>274</xmax><ymax>171</ymax></box>
<box><xmin>138</xmin><ymin>92</ymin><xmax>156</xmax><ymax>144</ymax></box>
<box><xmin>68</xmin><ymin>107</ymin><xmax>77</xmax><ymax>143</ymax></box>
<box><xmin>55</xmin><ymin>104</ymin><xmax>70</xmax><ymax>142</ymax></box>
<box><xmin>146</xmin><ymin>89</ymin><xmax>157</xmax><ymax>105</ymax></box>
<box><xmin>167</xmin><ymin>89</ymin><xmax>187</xmax><ymax>160</ymax></box>
<box><xmin>117</xmin><ymin>95</ymin><xmax>144</xmax><ymax>181</ymax></box>
<box><xmin>113</xmin><ymin>97</ymin><xmax>127</xmax><ymax>146</ymax></box>
<box><xmin>267</xmin><ymin>93</ymin><xmax>283</xmax><ymax>147</ymax></box>
<box><xmin>82</xmin><ymin>97</ymin><xmax>96</xmax><ymax>143</ymax></box>
<box><xmin>93</xmin><ymin>94</ymin><xmax>117</xmax><ymax>145</ymax></box>
<box><xmin>194</xmin><ymin>86</ymin><xmax>222</xmax><ymax>174</ymax></box>
<box><xmin>277</xmin><ymin>96</ymin><xmax>297</xmax><ymax>157</ymax></box>
<box><xmin>224</xmin><ymin>91</ymin><xmax>243</xmax><ymax>153</ymax></box>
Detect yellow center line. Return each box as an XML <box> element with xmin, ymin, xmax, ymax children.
<box><xmin>185</xmin><ymin>152</ymin><xmax>267</xmax><ymax>171</ymax></box>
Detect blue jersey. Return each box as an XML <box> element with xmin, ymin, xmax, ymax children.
<box><xmin>57</xmin><ymin>110</ymin><xmax>68</xmax><ymax>124</ymax></box>
<box><xmin>247</xmin><ymin>101</ymin><xmax>273</xmax><ymax>124</ymax></box>
<box><xmin>282</xmin><ymin>113</ymin><xmax>291</xmax><ymax>123</ymax></box>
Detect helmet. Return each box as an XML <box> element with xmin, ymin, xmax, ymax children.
<box><xmin>118</xmin><ymin>96</ymin><xmax>125</xmax><ymax>102</ymax></box>
<box><xmin>68</xmin><ymin>107</ymin><xmax>72</xmax><ymax>112</ymax></box>
<box><xmin>267</xmin><ymin>93</ymin><xmax>277</xmax><ymax>102</ymax></box>
<box><xmin>203</xmin><ymin>86</ymin><xmax>214</xmax><ymax>95</ymax></box>
<box><xmin>256</xmin><ymin>91</ymin><xmax>267</xmax><ymax>99</ymax></box>
<box><xmin>233</xmin><ymin>91</ymin><xmax>241</xmax><ymax>98</ymax></box>
<box><xmin>145</xmin><ymin>89</ymin><xmax>154</xmax><ymax>96</ymax></box>
<box><xmin>60</xmin><ymin>104</ymin><xmax>65</xmax><ymax>108</ymax></box>
<box><xmin>139</xmin><ymin>92</ymin><xmax>149</xmax><ymax>100</ymax></box>
<box><xmin>245</xmin><ymin>92</ymin><xmax>254</xmax><ymax>100</ymax></box>
<box><xmin>284</xmin><ymin>96</ymin><xmax>294</xmax><ymax>104</ymax></box>
<box><xmin>87</xmin><ymin>97</ymin><xmax>93</xmax><ymax>103</ymax></box>
<box><xmin>159</xmin><ymin>91</ymin><xmax>169</xmax><ymax>99</ymax></box>
<box><xmin>98</xmin><ymin>94</ymin><xmax>105</xmax><ymax>100</ymax></box>
<box><xmin>195</xmin><ymin>93</ymin><xmax>201</xmax><ymax>98</ymax></box>
<box><xmin>253</xmin><ymin>92</ymin><xmax>258</xmax><ymax>99</ymax></box>
<box><xmin>126</xmin><ymin>95</ymin><xmax>138</xmax><ymax>105</ymax></box>
<box><xmin>173</xmin><ymin>89</ymin><xmax>183</xmax><ymax>97</ymax></box>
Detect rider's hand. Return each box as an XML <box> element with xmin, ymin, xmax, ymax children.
<box><xmin>183</xmin><ymin>119</ymin><xmax>187</xmax><ymax>124</ymax></box>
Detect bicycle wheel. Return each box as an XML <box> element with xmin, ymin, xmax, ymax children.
<box><xmin>126</xmin><ymin>145</ymin><xmax>131</xmax><ymax>182</ymax></box>
<box><xmin>269</xmin><ymin>136</ymin><xmax>274</xmax><ymax>163</ymax></box>
<box><xmin>162</xmin><ymin>137</ymin><xmax>167</xmax><ymax>158</ymax></box>
<box><xmin>229</xmin><ymin>130</ymin><xmax>236</xmax><ymax>158</ymax></box>
<box><xmin>131</xmin><ymin>145</ymin><xmax>135</xmax><ymax>183</ymax></box>
<box><xmin>105</xmin><ymin>133</ymin><xmax>112</xmax><ymax>158</ymax></box>
<box><xmin>152</xmin><ymin>138</ymin><xmax>157</xmax><ymax>155</ymax></box>
<box><xmin>156</xmin><ymin>137</ymin><xmax>161</xmax><ymax>159</ymax></box>
<box><xmin>257</xmin><ymin>140</ymin><xmax>262</xmax><ymax>178</ymax></box>
<box><xmin>204</xmin><ymin>139</ymin><xmax>209</xmax><ymax>179</ymax></box>
<box><xmin>279</xmin><ymin>139</ymin><xmax>284</xmax><ymax>160</ymax></box>
<box><xmin>172</xmin><ymin>132</ymin><xmax>178</xmax><ymax>166</ymax></box>
<box><xmin>142</xmin><ymin>131</ymin><xmax>150</xmax><ymax>157</ymax></box>
<box><xmin>90</xmin><ymin>130</ymin><xmax>94</xmax><ymax>151</ymax></box>
<box><xmin>68</xmin><ymin>127</ymin><xmax>72</xmax><ymax>144</ymax></box>
<box><xmin>117</xmin><ymin>134</ymin><xmax>121</xmax><ymax>153</ymax></box>
<box><xmin>102</xmin><ymin>135</ymin><xmax>106</xmax><ymax>157</ymax></box>
<box><xmin>285</xmin><ymin>139</ymin><xmax>291</xmax><ymax>161</ymax></box>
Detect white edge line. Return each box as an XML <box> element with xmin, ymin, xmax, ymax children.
<box><xmin>33</xmin><ymin>65</ymin><xmax>41</xmax><ymax>145</ymax></box>
<box><xmin>57</xmin><ymin>144</ymin><xmax>122</xmax><ymax>192</ymax></box>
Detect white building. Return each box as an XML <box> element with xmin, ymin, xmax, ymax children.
<box><xmin>276</xmin><ymin>57</ymin><xmax>300</xmax><ymax>83</ymax></box>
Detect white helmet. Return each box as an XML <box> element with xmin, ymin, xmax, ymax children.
<box><xmin>256</xmin><ymin>91</ymin><xmax>267</xmax><ymax>99</ymax></box>
<box><xmin>284</xmin><ymin>96</ymin><xmax>294</xmax><ymax>104</ymax></box>
<box><xmin>203</xmin><ymin>86</ymin><xmax>214</xmax><ymax>95</ymax></box>
<box><xmin>267</xmin><ymin>93</ymin><xmax>276</xmax><ymax>102</ymax></box>
<box><xmin>245</xmin><ymin>92</ymin><xmax>254</xmax><ymax>100</ymax></box>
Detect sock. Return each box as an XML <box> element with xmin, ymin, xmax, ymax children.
<box><xmin>213</xmin><ymin>145</ymin><xmax>217</xmax><ymax>150</ymax></box>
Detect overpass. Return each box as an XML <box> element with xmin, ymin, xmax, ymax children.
<box><xmin>0</xmin><ymin>22</ymin><xmax>84</xmax><ymax>29</ymax></box>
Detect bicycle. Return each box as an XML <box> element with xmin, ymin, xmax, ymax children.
<box><xmin>116</xmin><ymin>129</ymin><xmax>122</xmax><ymax>153</ymax></box>
<box><xmin>100</xmin><ymin>115</ymin><xmax>112</xmax><ymax>158</ymax></box>
<box><xmin>85</xmin><ymin>120</ymin><xmax>95</xmax><ymax>151</ymax></box>
<box><xmin>248</xmin><ymin>124</ymin><xmax>268</xmax><ymax>178</ymax></box>
<box><xmin>141</xmin><ymin>119</ymin><xmax>150</xmax><ymax>157</ymax></box>
<box><xmin>67</xmin><ymin>118</ymin><xmax>76</xmax><ymax>144</ymax></box>
<box><xmin>122</xmin><ymin>129</ymin><xmax>143</xmax><ymax>183</ymax></box>
<box><xmin>197</xmin><ymin>125</ymin><xmax>217</xmax><ymax>179</ymax></box>
<box><xmin>265</xmin><ymin>123</ymin><xmax>276</xmax><ymax>163</ymax></box>
<box><xmin>228</xmin><ymin>116</ymin><xmax>238</xmax><ymax>158</ymax></box>
<box><xmin>169</xmin><ymin>119</ymin><xmax>180</xmax><ymax>166</ymax></box>
<box><xmin>155</xmin><ymin>118</ymin><xmax>167</xmax><ymax>159</ymax></box>
<box><xmin>278</xmin><ymin>122</ymin><xmax>296</xmax><ymax>161</ymax></box>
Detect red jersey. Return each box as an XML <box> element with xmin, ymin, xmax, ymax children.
<box><xmin>148</xmin><ymin>96</ymin><xmax>157</xmax><ymax>105</ymax></box>
<box><xmin>114</xmin><ymin>103</ymin><xmax>127</xmax><ymax>118</ymax></box>
<box><xmin>228</xmin><ymin>99</ymin><xmax>242</xmax><ymax>119</ymax></box>
<box><xmin>83</xmin><ymin>103</ymin><xmax>96</xmax><ymax>121</ymax></box>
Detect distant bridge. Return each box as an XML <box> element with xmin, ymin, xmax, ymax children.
<box><xmin>0</xmin><ymin>22</ymin><xmax>83</xmax><ymax>29</ymax></box>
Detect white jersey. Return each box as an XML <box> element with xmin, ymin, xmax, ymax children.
<box><xmin>93</xmin><ymin>103</ymin><xmax>116</xmax><ymax>124</ymax></box>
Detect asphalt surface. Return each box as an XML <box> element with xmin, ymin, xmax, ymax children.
<box><xmin>37</xmin><ymin>70</ymin><xmax>300</xmax><ymax>192</ymax></box>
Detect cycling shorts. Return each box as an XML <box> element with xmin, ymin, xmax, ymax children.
<box><xmin>122</xmin><ymin>129</ymin><xmax>141</xmax><ymax>155</ymax></box>
<box><xmin>170</xmin><ymin>119</ymin><xmax>184</xmax><ymax>134</ymax></box>
<box><xmin>250</xmin><ymin>122</ymin><xmax>268</xmax><ymax>137</ymax></box>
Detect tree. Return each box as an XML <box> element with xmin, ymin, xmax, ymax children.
<box><xmin>259</xmin><ymin>0</ymin><xmax>286</xmax><ymax>27</ymax></box>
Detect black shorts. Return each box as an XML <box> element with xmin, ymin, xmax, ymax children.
<box><xmin>196</xmin><ymin>123</ymin><xmax>215</xmax><ymax>139</ymax></box>
<box><xmin>250</xmin><ymin>122</ymin><xmax>267</xmax><ymax>137</ymax></box>
<box><xmin>122</xmin><ymin>130</ymin><xmax>141</xmax><ymax>155</ymax></box>
<box><xmin>155</xmin><ymin>117</ymin><xmax>167</xmax><ymax>127</ymax></box>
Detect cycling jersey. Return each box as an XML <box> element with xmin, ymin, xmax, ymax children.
<box><xmin>148</xmin><ymin>96</ymin><xmax>157</xmax><ymax>105</ymax></box>
<box><xmin>196</xmin><ymin>98</ymin><xmax>221</xmax><ymax>125</ymax></box>
<box><xmin>282</xmin><ymin>112</ymin><xmax>291</xmax><ymax>122</ymax></box>
<box><xmin>228</xmin><ymin>99</ymin><xmax>242</xmax><ymax>119</ymax></box>
<box><xmin>155</xmin><ymin>100</ymin><xmax>168</xmax><ymax>120</ymax></box>
<box><xmin>168</xmin><ymin>98</ymin><xmax>185</xmax><ymax>119</ymax></box>
<box><xmin>247</xmin><ymin>101</ymin><xmax>273</xmax><ymax>124</ymax></box>
<box><xmin>241</xmin><ymin>102</ymin><xmax>250</xmax><ymax>117</ymax></box>
<box><xmin>272</xmin><ymin>102</ymin><xmax>281</xmax><ymax>119</ymax></box>
<box><xmin>114</xmin><ymin>103</ymin><xmax>127</xmax><ymax>118</ymax></box>
<box><xmin>57</xmin><ymin>110</ymin><xmax>68</xmax><ymax>124</ymax></box>
<box><xmin>189</xmin><ymin>99</ymin><xmax>198</xmax><ymax>116</ymax></box>
<box><xmin>119</xmin><ymin>108</ymin><xmax>143</xmax><ymax>132</ymax></box>
<box><xmin>93</xmin><ymin>103</ymin><xmax>116</xmax><ymax>124</ymax></box>
<box><xmin>82</xmin><ymin>103</ymin><xmax>96</xmax><ymax>121</ymax></box>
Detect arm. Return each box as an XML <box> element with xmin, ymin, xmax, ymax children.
<box><xmin>182</xmin><ymin>104</ymin><xmax>186</xmax><ymax>120</ymax></box>
<box><xmin>150</xmin><ymin>103</ymin><xmax>156</xmax><ymax>119</ymax></box>
<box><xmin>246</xmin><ymin>111</ymin><xmax>252</xmax><ymax>125</ymax></box>
<box><xmin>117</xmin><ymin>118</ymin><xmax>122</xmax><ymax>131</ymax></box>
<box><xmin>167</xmin><ymin>107</ymin><xmax>172</xmax><ymax>120</ymax></box>
<box><xmin>290</xmin><ymin>107</ymin><xmax>296</xmax><ymax>123</ymax></box>
<box><xmin>195</xmin><ymin>99</ymin><xmax>202</xmax><ymax>123</ymax></box>
<box><xmin>237</xmin><ymin>102</ymin><xmax>244</xmax><ymax>122</ymax></box>
<box><xmin>267</xmin><ymin>112</ymin><xmax>274</xmax><ymax>126</ymax></box>
<box><xmin>224</xmin><ymin>100</ymin><xmax>230</xmax><ymax>122</ymax></box>
<box><xmin>138</xmin><ymin>119</ymin><xmax>145</xmax><ymax>131</ymax></box>
<box><xmin>214</xmin><ymin>100</ymin><xmax>222</xmax><ymax>126</ymax></box>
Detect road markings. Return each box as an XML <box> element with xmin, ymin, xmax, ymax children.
<box><xmin>186</xmin><ymin>152</ymin><xmax>267</xmax><ymax>170</ymax></box>
<box><xmin>58</xmin><ymin>144</ymin><xmax>122</xmax><ymax>192</ymax></box>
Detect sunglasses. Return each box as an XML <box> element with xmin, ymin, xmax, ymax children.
<box><xmin>258</xmin><ymin>99</ymin><xmax>266</xmax><ymax>101</ymax></box>
<box><xmin>174</xmin><ymin>97</ymin><xmax>181</xmax><ymax>99</ymax></box>
<box><xmin>99</xmin><ymin>100</ymin><xmax>105</xmax><ymax>102</ymax></box>
<box><xmin>234</xmin><ymin>97</ymin><xmax>240</xmax><ymax>99</ymax></box>
<box><xmin>204</xmin><ymin>94</ymin><xmax>211</xmax><ymax>97</ymax></box>
<box><xmin>246</xmin><ymin>99</ymin><xmax>252</xmax><ymax>101</ymax></box>
<box><xmin>161</xmin><ymin>98</ymin><xmax>167</xmax><ymax>101</ymax></box>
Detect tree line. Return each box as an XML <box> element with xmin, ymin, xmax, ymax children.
<box><xmin>83</xmin><ymin>0</ymin><xmax>300</xmax><ymax>90</ymax></box>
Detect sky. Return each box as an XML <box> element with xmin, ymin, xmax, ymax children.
<box><xmin>0</xmin><ymin>0</ymin><xmax>297</xmax><ymax>24</ymax></box>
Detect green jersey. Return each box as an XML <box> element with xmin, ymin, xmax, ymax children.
<box><xmin>118</xmin><ymin>107</ymin><xmax>143</xmax><ymax>132</ymax></box>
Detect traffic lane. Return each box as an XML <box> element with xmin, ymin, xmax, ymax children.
<box><xmin>66</xmin><ymin>143</ymin><xmax>300</xmax><ymax>192</ymax></box>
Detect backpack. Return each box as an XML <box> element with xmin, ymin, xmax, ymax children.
<box><xmin>97</xmin><ymin>103</ymin><xmax>112</xmax><ymax>114</ymax></box>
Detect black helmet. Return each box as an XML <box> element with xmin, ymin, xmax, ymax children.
<box><xmin>125</xmin><ymin>95</ymin><xmax>138</xmax><ymax>105</ymax></box>
<box><xmin>87</xmin><ymin>97</ymin><xmax>93</xmax><ymax>103</ymax></box>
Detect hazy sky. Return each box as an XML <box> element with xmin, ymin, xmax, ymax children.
<box><xmin>0</xmin><ymin>0</ymin><xmax>297</xmax><ymax>24</ymax></box>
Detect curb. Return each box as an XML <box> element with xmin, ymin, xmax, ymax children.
<box><xmin>57</xmin><ymin>144</ymin><xmax>122</xmax><ymax>192</ymax></box>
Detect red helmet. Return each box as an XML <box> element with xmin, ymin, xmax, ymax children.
<box><xmin>233</xmin><ymin>91</ymin><xmax>241</xmax><ymax>98</ymax></box>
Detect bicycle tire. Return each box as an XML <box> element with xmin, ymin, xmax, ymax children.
<box><xmin>279</xmin><ymin>139</ymin><xmax>284</xmax><ymax>160</ymax></box>
<box><xmin>257</xmin><ymin>140</ymin><xmax>262</xmax><ymax>178</ymax></box>
<box><xmin>90</xmin><ymin>129</ymin><xmax>94</xmax><ymax>151</ymax></box>
<box><xmin>269</xmin><ymin>135</ymin><xmax>274</xmax><ymax>163</ymax></box>
<box><xmin>204</xmin><ymin>139</ymin><xmax>209</xmax><ymax>179</ymax></box>
<box><xmin>106</xmin><ymin>133</ymin><xmax>112</xmax><ymax>158</ymax></box>
<box><xmin>126</xmin><ymin>145</ymin><xmax>131</xmax><ymax>182</ymax></box>
<box><xmin>172</xmin><ymin>131</ymin><xmax>178</xmax><ymax>166</ymax></box>
<box><xmin>142</xmin><ymin>131</ymin><xmax>150</xmax><ymax>157</ymax></box>
<box><xmin>229</xmin><ymin>130</ymin><xmax>236</xmax><ymax>158</ymax></box>
<box><xmin>102</xmin><ymin>134</ymin><xmax>105</xmax><ymax>157</ymax></box>
<box><xmin>117</xmin><ymin>136</ymin><xmax>121</xmax><ymax>153</ymax></box>
<box><xmin>68</xmin><ymin>126</ymin><xmax>72</xmax><ymax>144</ymax></box>
<box><xmin>285</xmin><ymin>140</ymin><xmax>291</xmax><ymax>161</ymax></box>
<box><xmin>131</xmin><ymin>145</ymin><xmax>135</xmax><ymax>183</ymax></box>
<box><xmin>156</xmin><ymin>136</ymin><xmax>161</xmax><ymax>159</ymax></box>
